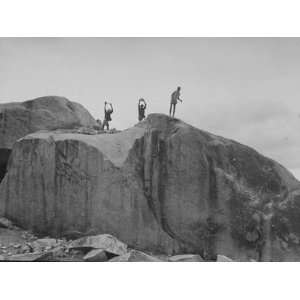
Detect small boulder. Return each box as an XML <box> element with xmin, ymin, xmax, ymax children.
<box><xmin>20</xmin><ymin>244</ymin><xmax>32</xmax><ymax>253</ymax></box>
<box><xmin>0</xmin><ymin>217</ymin><xmax>14</xmax><ymax>229</ymax></box>
<box><xmin>5</xmin><ymin>252</ymin><xmax>51</xmax><ymax>261</ymax></box>
<box><xmin>169</xmin><ymin>254</ymin><xmax>204</xmax><ymax>262</ymax></box>
<box><xmin>110</xmin><ymin>250</ymin><xmax>162</xmax><ymax>262</ymax></box>
<box><xmin>217</xmin><ymin>255</ymin><xmax>233</xmax><ymax>262</ymax></box>
<box><xmin>50</xmin><ymin>246</ymin><xmax>67</xmax><ymax>257</ymax></box>
<box><xmin>31</xmin><ymin>238</ymin><xmax>59</xmax><ymax>252</ymax></box>
<box><xmin>83</xmin><ymin>249</ymin><xmax>108</xmax><ymax>262</ymax></box>
<box><xmin>69</xmin><ymin>234</ymin><xmax>127</xmax><ymax>256</ymax></box>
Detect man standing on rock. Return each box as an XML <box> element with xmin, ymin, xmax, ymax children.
<box><xmin>169</xmin><ymin>86</ymin><xmax>183</xmax><ymax>118</ymax></box>
<box><xmin>102</xmin><ymin>101</ymin><xmax>113</xmax><ymax>131</ymax></box>
<box><xmin>138</xmin><ymin>98</ymin><xmax>147</xmax><ymax>121</ymax></box>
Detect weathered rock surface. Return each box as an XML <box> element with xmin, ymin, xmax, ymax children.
<box><xmin>0</xmin><ymin>96</ymin><xmax>96</xmax><ymax>149</ymax></box>
<box><xmin>110</xmin><ymin>250</ymin><xmax>162</xmax><ymax>262</ymax></box>
<box><xmin>1</xmin><ymin>113</ymin><xmax>300</xmax><ymax>261</ymax></box>
<box><xmin>0</xmin><ymin>96</ymin><xmax>96</xmax><ymax>182</ymax></box>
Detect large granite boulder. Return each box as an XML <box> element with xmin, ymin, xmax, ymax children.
<box><xmin>1</xmin><ymin>113</ymin><xmax>300</xmax><ymax>261</ymax></box>
<box><xmin>0</xmin><ymin>96</ymin><xmax>96</xmax><ymax>182</ymax></box>
<box><xmin>0</xmin><ymin>96</ymin><xmax>96</xmax><ymax>149</ymax></box>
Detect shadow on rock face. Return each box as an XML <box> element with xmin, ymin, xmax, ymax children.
<box><xmin>0</xmin><ymin>148</ymin><xmax>11</xmax><ymax>183</ymax></box>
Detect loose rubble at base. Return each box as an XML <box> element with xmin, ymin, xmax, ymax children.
<box><xmin>0</xmin><ymin>217</ymin><xmax>234</xmax><ymax>262</ymax></box>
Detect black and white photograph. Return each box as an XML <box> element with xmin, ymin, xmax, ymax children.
<box><xmin>1</xmin><ymin>37</ymin><xmax>300</xmax><ymax>263</ymax></box>
<box><xmin>1</xmin><ymin>1</ymin><xmax>300</xmax><ymax>299</ymax></box>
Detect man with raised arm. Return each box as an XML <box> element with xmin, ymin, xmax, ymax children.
<box><xmin>102</xmin><ymin>101</ymin><xmax>113</xmax><ymax>131</ymax></box>
<box><xmin>138</xmin><ymin>98</ymin><xmax>147</xmax><ymax>121</ymax></box>
<box><xmin>169</xmin><ymin>86</ymin><xmax>183</xmax><ymax>118</ymax></box>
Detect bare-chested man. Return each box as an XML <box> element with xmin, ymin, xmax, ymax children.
<box><xmin>169</xmin><ymin>86</ymin><xmax>182</xmax><ymax>118</ymax></box>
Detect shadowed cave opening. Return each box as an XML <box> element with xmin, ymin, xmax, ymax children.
<box><xmin>0</xmin><ymin>148</ymin><xmax>11</xmax><ymax>183</ymax></box>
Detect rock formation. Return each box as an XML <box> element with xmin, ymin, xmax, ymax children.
<box><xmin>0</xmin><ymin>96</ymin><xmax>96</xmax><ymax>182</ymax></box>
<box><xmin>1</xmin><ymin>113</ymin><xmax>300</xmax><ymax>261</ymax></box>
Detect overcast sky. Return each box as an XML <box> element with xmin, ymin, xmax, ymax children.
<box><xmin>1</xmin><ymin>37</ymin><xmax>300</xmax><ymax>179</ymax></box>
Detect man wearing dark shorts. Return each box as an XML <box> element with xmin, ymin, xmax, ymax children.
<box><xmin>169</xmin><ymin>86</ymin><xmax>182</xmax><ymax>118</ymax></box>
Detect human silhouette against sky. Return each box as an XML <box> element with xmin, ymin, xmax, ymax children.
<box><xmin>169</xmin><ymin>87</ymin><xmax>182</xmax><ymax>118</ymax></box>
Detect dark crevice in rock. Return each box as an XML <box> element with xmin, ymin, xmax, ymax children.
<box><xmin>202</xmin><ymin>156</ymin><xmax>219</xmax><ymax>260</ymax></box>
<box><xmin>41</xmin><ymin>176</ymin><xmax>48</xmax><ymax>232</ymax></box>
<box><xmin>54</xmin><ymin>141</ymin><xmax>64</xmax><ymax>236</ymax></box>
<box><xmin>0</xmin><ymin>148</ymin><xmax>11</xmax><ymax>183</ymax></box>
<box><xmin>84</xmin><ymin>147</ymin><xmax>92</xmax><ymax>233</ymax></box>
<box><xmin>207</xmin><ymin>156</ymin><xmax>218</xmax><ymax>210</ymax></box>
<box><xmin>140</xmin><ymin>130</ymin><xmax>187</xmax><ymax>251</ymax></box>
<box><xmin>157</xmin><ymin>138</ymin><xmax>175</xmax><ymax>238</ymax></box>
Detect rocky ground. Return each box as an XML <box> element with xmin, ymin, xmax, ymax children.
<box><xmin>0</xmin><ymin>217</ymin><xmax>233</xmax><ymax>262</ymax></box>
